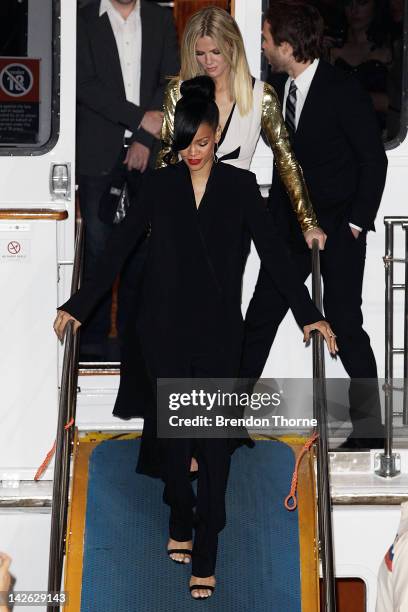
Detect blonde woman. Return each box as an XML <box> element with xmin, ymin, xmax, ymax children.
<box><xmin>157</xmin><ymin>7</ymin><xmax>324</xmax><ymax>243</ymax></box>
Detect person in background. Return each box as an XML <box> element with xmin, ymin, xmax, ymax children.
<box><xmin>376</xmin><ymin>501</ymin><xmax>408</xmax><ymax>611</ymax></box>
<box><xmin>0</xmin><ymin>552</ymin><xmax>12</xmax><ymax>612</ymax></box>
<box><xmin>76</xmin><ymin>0</ymin><xmax>179</xmax><ymax>360</ymax></box>
<box><xmin>241</xmin><ymin>0</ymin><xmax>387</xmax><ymax>449</ymax></box>
<box><xmin>330</xmin><ymin>0</ymin><xmax>393</xmax><ymax>136</ymax></box>
<box><xmin>157</xmin><ymin>7</ymin><xmax>326</xmax><ymax>248</ymax></box>
<box><xmin>386</xmin><ymin>0</ymin><xmax>404</xmax><ymax>139</ymax></box>
<box><xmin>389</xmin><ymin>0</ymin><xmax>404</xmax><ymax>38</ymax></box>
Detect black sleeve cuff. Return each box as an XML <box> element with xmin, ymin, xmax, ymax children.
<box><xmin>131</xmin><ymin>127</ymin><xmax>155</xmax><ymax>150</ymax></box>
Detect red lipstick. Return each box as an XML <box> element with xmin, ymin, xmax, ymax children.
<box><xmin>188</xmin><ymin>159</ymin><xmax>201</xmax><ymax>166</ymax></box>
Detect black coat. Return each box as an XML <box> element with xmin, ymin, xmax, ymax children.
<box><xmin>61</xmin><ymin>162</ymin><xmax>322</xmax><ymax>418</ymax></box>
<box><xmin>269</xmin><ymin>60</ymin><xmax>388</xmax><ymax>242</ymax></box>
<box><xmin>76</xmin><ymin>0</ymin><xmax>179</xmax><ymax>175</ymax></box>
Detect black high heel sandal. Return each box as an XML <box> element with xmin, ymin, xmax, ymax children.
<box><xmin>189</xmin><ymin>584</ymin><xmax>215</xmax><ymax>599</ymax></box>
<box><xmin>167</xmin><ymin>547</ymin><xmax>192</xmax><ymax>564</ymax></box>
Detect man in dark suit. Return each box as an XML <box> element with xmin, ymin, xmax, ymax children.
<box><xmin>241</xmin><ymin>1</ymin><xmax>388</xmax><ymax>448</ymax></box>
<box><xmin>76</xmin><ymin>0</ymin><xmax>179</xmax><ymax>360</ymax></box>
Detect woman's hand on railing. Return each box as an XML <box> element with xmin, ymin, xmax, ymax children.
<box><xmin>304</xmin><ymin>227</ymin><xmax>327</xmax><ymax>250</ymax></box>
<box><xmin>303</xmin><ymin>321</ymin><xmax>338</xmax><ymax>355</ymax></box>
<box><xmin>53</xmin><ymin>310</ymin><xmax>81</xmax><ymax>341</ymax></box>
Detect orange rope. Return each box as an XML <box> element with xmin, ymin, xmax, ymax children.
<box><xmin>34</xmin><ymin>418</ymin><xmax>75</xmax><ymax>481</ymax></box>
<box><xmin>284</xmin><ymin>432</ymin><xmax>319</xmax><ymax>511</ymax></box>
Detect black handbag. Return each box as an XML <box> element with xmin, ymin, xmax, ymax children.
<box><xmin>112</xmin><ymin>181</ymin><xmax>130</xmax><ymax>224</ymax></box>
<box><xmin>98</xmin><ymin>152</ymin><xmax>145</xmax><ymax>226</ymax></box>
<box><xmin>99</xmin><ymin>168</ymin><xmax>130</xmax><ymax>225</ymax></box>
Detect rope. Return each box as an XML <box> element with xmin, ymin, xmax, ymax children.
<box><xmin>284</xmin><ymin>432</ymin><xmax>319</xmax><ymax>511</ymax></box>
<box><xmin>34</xmin><ymin>418</ymin><xmax>75</xmax><ymax>481</ymax></box>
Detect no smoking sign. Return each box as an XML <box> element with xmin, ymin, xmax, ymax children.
<box><xmin>7</xmin><ymin>241</ymin><xmax>21</xmax><ymax>255</ymax></box>
<box><xmin>0</xmin><ymin>239</ymin><xmax>29</xmax><ymax>262</ymax></box>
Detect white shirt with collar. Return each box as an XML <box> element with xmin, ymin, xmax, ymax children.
<box><xmin>283</xmin><ymin>57</ymin><xmax>361</xmax><ymax>232</ymax></box>
<box><xmin>283</xmin><ymin>57</ymin><xmax>319</xmax><ymax>130</ymax></box>
<box><xmin>99</xmin><ymin>0</ymin><xmax>142</xmax><ymax>138</ymax></box>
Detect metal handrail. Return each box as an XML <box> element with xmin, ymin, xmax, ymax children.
<box><xmin>47</xmin><ymin>218</ymin><xmax>84</xmax><ymax>608</ymax></box>
<box><xmin>311</xmin><ymin>240</ymin><xmax>336</xmax><ymax>612</ymax></box>
<box><xmin>404</xmin><ymin>223</ymin><xmax>408</xmax><ymax>429</ymax></box>
<box><xmin>376</xmin><ymin>217</ymin><xmax>408</xmax><ymax>477</ymax></box>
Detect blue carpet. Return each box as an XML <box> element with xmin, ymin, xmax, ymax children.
<box><xmin>80</xmin><ymin>439</ymin><xmax>301</xmax><ymax>612</ymax></box>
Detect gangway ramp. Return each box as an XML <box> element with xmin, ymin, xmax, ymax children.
<box><xmin>63</xmin><ymin>433</ymin><xmax>319</xmax><ymax>612</ymax></box>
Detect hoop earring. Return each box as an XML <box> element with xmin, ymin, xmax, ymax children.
<box><xmin>214</xmin><ymin>143</ymin><xmax>219</xmax><ymax>163</ymax></box>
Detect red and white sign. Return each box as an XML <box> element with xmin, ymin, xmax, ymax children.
<box><xmin>0</xmin><ymin>57</ymin><xmax>40</xmax><ymax>144</ymax></box>
<box><xmin>0</xmin><ymin>58</ymin><xmax>40</xmax><ymax>103</ymax></box>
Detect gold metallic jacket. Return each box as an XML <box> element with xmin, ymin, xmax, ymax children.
<box><xmin>156</xmin><ymin>78</ymin><xmax>318</xmax><ymax>233</ymax></box>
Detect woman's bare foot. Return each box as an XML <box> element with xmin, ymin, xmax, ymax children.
<box><xmin>190</xmin><ymin>456</ymin><xmax>198</xmax><ymax>474</ymax></box>
<box><xmin>167</xmin><ymin>537</ymin><xmax>192</xmax><ymax>564</ymax></box>
<box><xmin>189</xmin><ymin>575</ymin><xmax>216</xmax><ymax>599</ymax></box>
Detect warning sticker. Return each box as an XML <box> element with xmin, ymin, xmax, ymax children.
<box><xmin>0</xmin><ymin>223</ymin><xmax>30</xmax><ymax>232</ymax></box>
<box><xmin>0</xmin><ymin>239</ymin><xmax>30</xmax><ymax>262</ymax></box>
<box><xmin>0</xmin><ymin>57</ymin><xmax>40</xmax><ymax>144</ymax></box>
<box><xmin>1</xmin><ymin>64</ymin><xmax>33</xmax><ymax>98</ymax></box>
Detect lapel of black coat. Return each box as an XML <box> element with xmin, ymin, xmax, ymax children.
<box><xmin>140</xmin><ymin>0</ymin><xmax>154</xmax><ymax>107</ymax></box>
<box><xmin>174</xmin><ymin>161</ymin><xmax>219</xmax><ymax>237</ymax></box>
<box><xmin>171</xmin><ymin>162</ymin><xmax>201</xmax><ymax>231</ymax></box>
<box><xmin>90</xmin><ymin>7</ymin><xmax>126</xmax><ymax>94</ymax></box>
<box><xmin>268</xmin><ymin>63</ymin><xmax>326</xmax><ymax>148</ymax></box>
<box><xmin>295</xmin><ymin>61</ymin><xmax>326</xmax><ymax>145</ymax></box>
<box><xmin>268</xmin><ymin>73</ymin><xmax>286</xmax><ymax>106</ymax></box>
<box><xmin>195</xmin><ymin>162</ymin><xmax>219</xmax><ymax>237</ymax></box>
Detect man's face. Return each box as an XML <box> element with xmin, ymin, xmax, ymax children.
<box><xmin>113</xmin><ymin>0</ymin><xmax>136</xmax><ymax>5</ymax></box>
<box><xmin>261</xmin><ymin>21</ymin><xmax>289</xmax><ymax>73</ymax></box>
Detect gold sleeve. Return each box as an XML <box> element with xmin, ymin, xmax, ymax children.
<box><xmin>155</xmin><ymin>78</ymin><xmax>180</xmax><ymax>169</ymax></box>
<box><xmin>261</xmin><ymin>82</ymin><xmax>318</xmax><ymax>233</ymax></box>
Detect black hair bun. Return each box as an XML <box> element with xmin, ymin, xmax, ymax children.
<box><xmin>180</xmin><ymin>76</ymin><xmax>215</xmax><ymax>102</ymax></box>
<box><xmin>170</xmin><ymin>76</ymin><xmax>219</xmax><ymax>160</ymax></box>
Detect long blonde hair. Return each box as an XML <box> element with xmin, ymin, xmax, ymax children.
<box><xmin>180</xmin><ymin>7</ymin><xmax>253</xmax><ymax>116</ymax></box>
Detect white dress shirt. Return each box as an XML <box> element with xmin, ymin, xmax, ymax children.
<box><xmin>100</xmin><ymin>0</ymin><xmax>142</xmax><ymax>138</ymax></box>
<box><xmin>283</xmin><ymin>58</ymin><xmax>362</xmax><ymax>232</ymax></box>
<box><xmin>283</xmin><ymin>58</ymin><xmax>319</xmax><ymax>130</ymax></box>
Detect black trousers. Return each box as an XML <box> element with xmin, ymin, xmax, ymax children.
<box><xmin>77</xmin><ymin>173</ymin><xmax>113</xmax><ymax>354</ymax></box>
<box><xmin>137</xmin><ymin>353</ymin><xmax>236</xmax><ymax>578</ymax></box>
<box><xmin>78</xmin><ymin>152</ymin><xmax>145</xmax><ymax>357</ymax></box>
<box><xmin>161</xmin><ymin>435</ymin><xmax>231</xmax><ymax>578</ymax></box>
<box><xmin>241</xmin><ymin>220</ymin><xmax>384</xmax><ymax>437</ymax></box>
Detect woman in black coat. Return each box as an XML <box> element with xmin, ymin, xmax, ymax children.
<box><xmin>54</xmin><ymin>77</ymin><xmax>337</xmax><ymax>600</ymax></box>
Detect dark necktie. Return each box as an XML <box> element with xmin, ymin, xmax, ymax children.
<box><xmin>285</xmin><ymin>80</ymin><xmax>297</xmax><ymax>135</ymax></box>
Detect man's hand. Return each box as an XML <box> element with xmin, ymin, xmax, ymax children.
<box><xmin>350</xmin><ymin>226</ymin><xmax>361</xmax><ymax>239</ymax></box>
<box><xmin>123</xmin><ymin>142</ymin><xmax>150</xmax><ymax>173</ymax></box>
<box><xmin>140</xmin><ymin>111</ymin><xmax>164</xmax><ymax>138</ymax></box>
<box><xmin>304</xmin><ymin>227</ymin><xmax>327</xmax><ymax>250</ymax></box>
<box><xmin>53</xmin><ymin>310</ymin><xmax>82</xmax><ymax>341</ymax></box>
<box><xmin>303</xmin><ymin>320</ymin><xmax>338</xmax><ymax>355</ymax></box>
